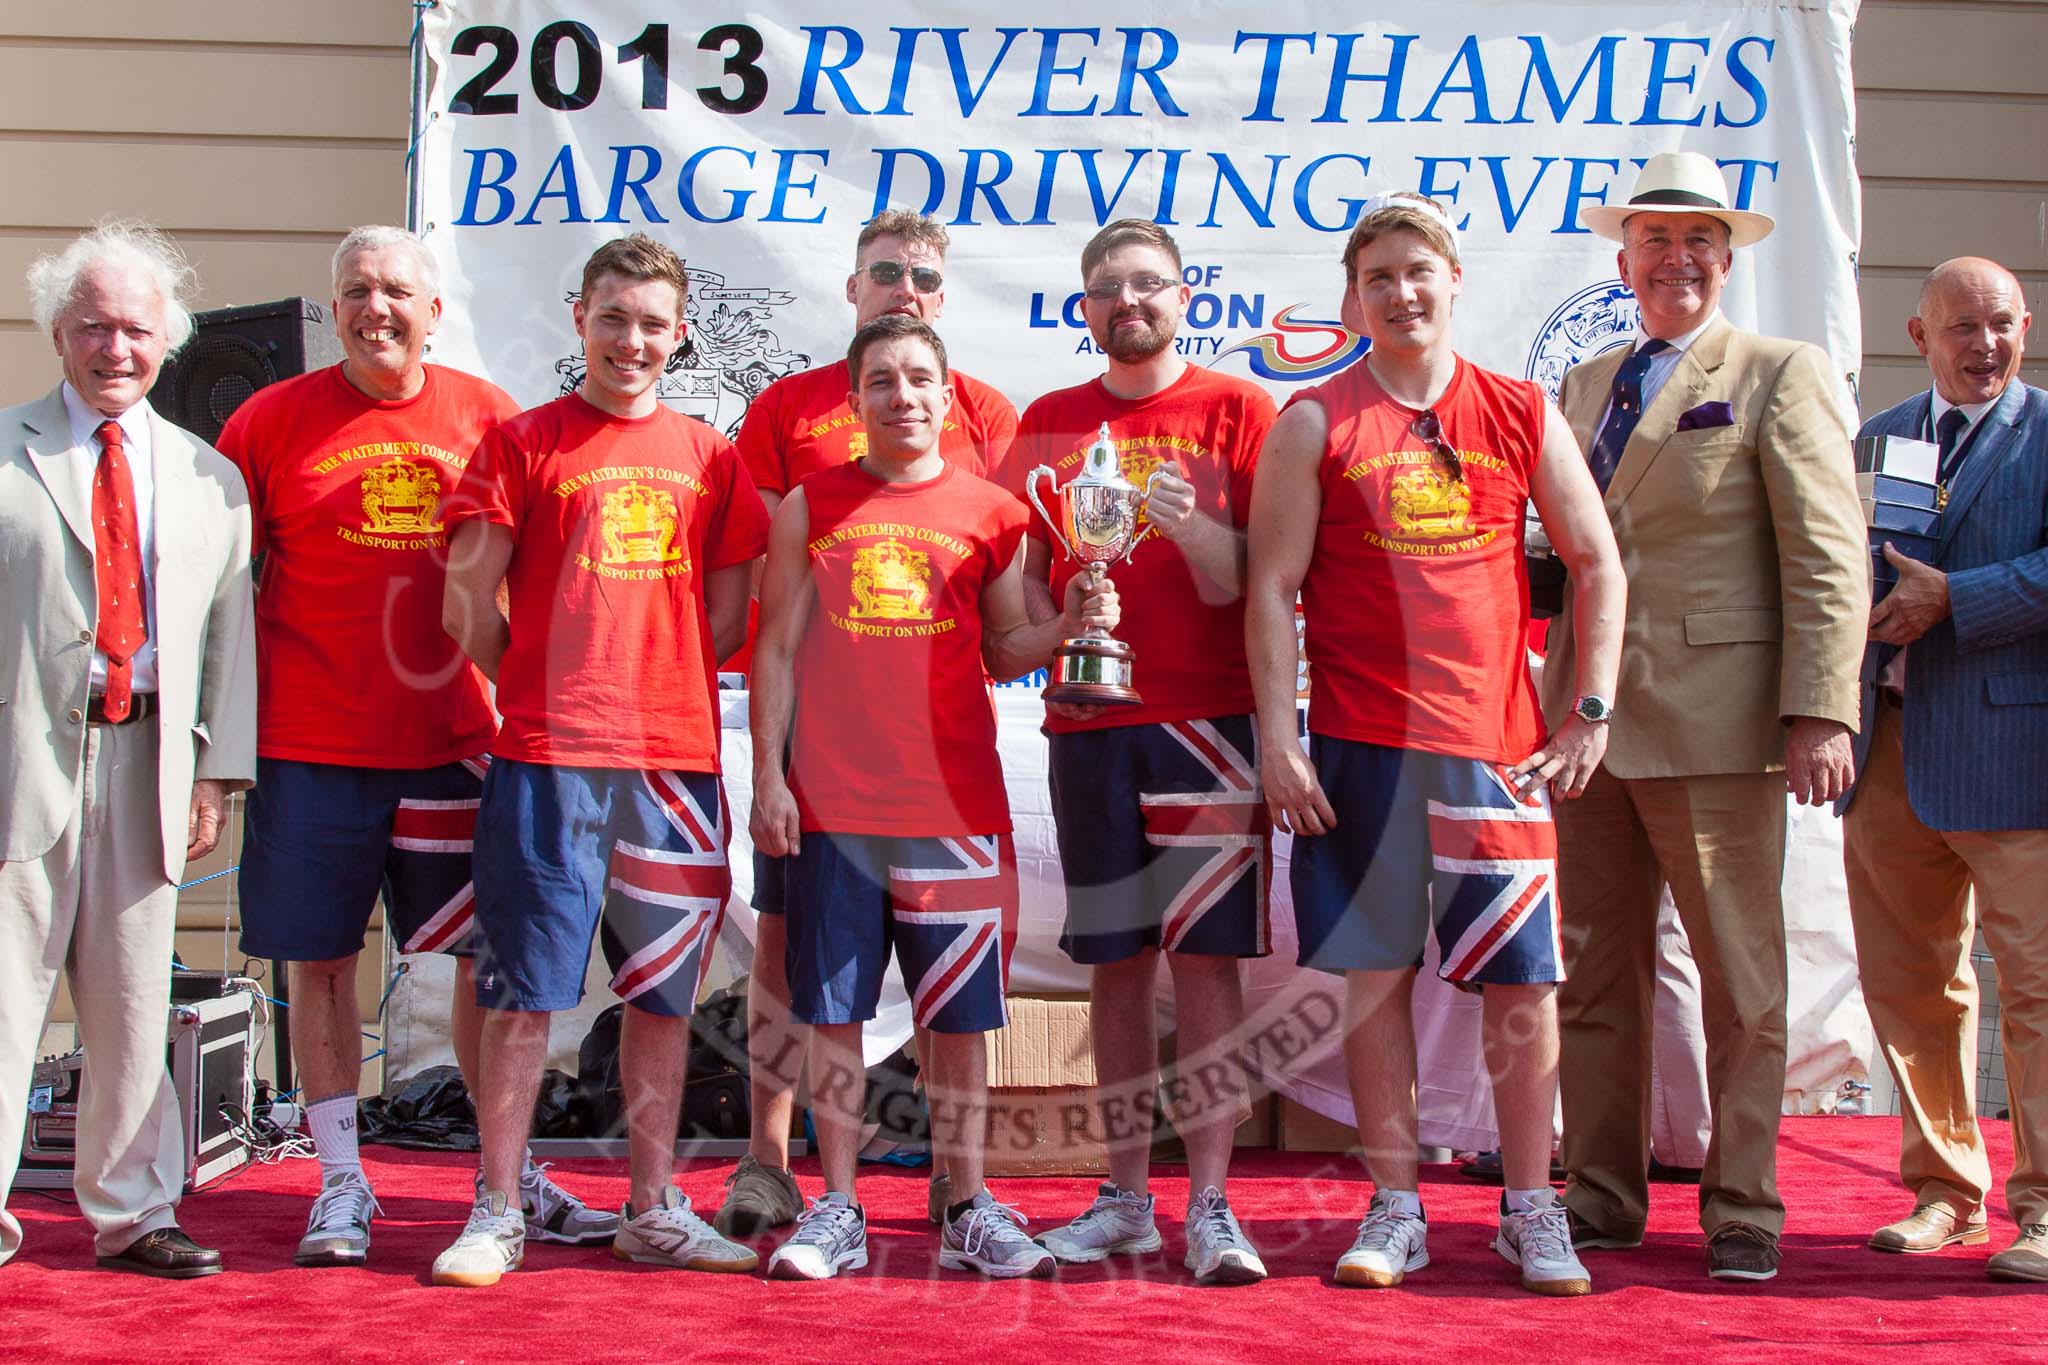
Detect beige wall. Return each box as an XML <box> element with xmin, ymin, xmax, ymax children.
<box><xmin>1854</xmin><ymin>0</ymin><xmax>2048</xmax><ymax>409</ymax></box>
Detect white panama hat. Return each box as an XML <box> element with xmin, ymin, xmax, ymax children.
<box><xmin>1580</xmin><ymin>151</ymin><xmax>1775</xmax><ymax>247</ymax></box>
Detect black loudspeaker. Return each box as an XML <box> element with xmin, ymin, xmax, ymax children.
<box><xmin>155</xmin><ymin>297</ymin><xmax>345</xmax><ymax>443</ymax></box>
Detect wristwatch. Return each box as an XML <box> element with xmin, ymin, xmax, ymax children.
<box><xmin>1571</xmin><ymin>694</ymin><xmax>1614</xmax><ymax>724</ymax></box>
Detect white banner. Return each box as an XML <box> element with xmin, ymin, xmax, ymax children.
<box><xmin>415</xmin><ymin>1</ymin><xmax>1862</xmax><ymax>429</ymax></box>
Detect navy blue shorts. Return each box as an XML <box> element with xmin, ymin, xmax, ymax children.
<box><xmin>238</xmin><ymin>756</ymin><xmax>487</xmax><ymax>961</ymax></box>
<box><xmin>1291</xmin><ymin>736</ymin><xmax>1563</xmax><ymax>986</ymax></box>
<box><xmin>752</xmin><ymin>849</ymin><xmax>785</xmax><ymax>917</ymax></box>
<box><xmin>471</xmin><ymin>760</ymin><xmax>731</xmax><ymax>1017</ymax></box>
<box><xmin>1048</xmin><ymin>716</ymin><xmax>1271</xmax><ymax>965</ymax></box>
<box><xmin>784</xmin><ymin>832</ymin><xmax>1017</xmax><ymax>1033</ymax></box>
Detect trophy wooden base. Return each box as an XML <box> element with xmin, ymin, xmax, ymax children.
<box><xmin>1042</xmin><ymin>636</ymin><xmax>1142</xmax><ymax>706</ymax></box>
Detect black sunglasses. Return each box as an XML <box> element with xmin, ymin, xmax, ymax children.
<box><xmin>860</xmin><ymin>260</ymin><xmax>943</xmax><ymax>294</ymax></box>
<box><xmin>1411</xmin><ymin>409</ymin><xmax>1464</xmax><ymax>483</ymax></box>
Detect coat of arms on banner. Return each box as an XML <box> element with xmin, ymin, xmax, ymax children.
<box><xmin>1525</xmin><ymin>280</ymin><xmax>1643</xmax><ymax>405</ymax></box>
<box><xmin>555</xmin><ymin>267</ymin><xmax>808</xmax><ymax>437</ymax></box>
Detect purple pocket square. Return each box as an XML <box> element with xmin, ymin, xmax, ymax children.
<box><xmin>1676</xmin><ymin>401</ymin><xmax>1736</xmax><ymax>432</ymax></box>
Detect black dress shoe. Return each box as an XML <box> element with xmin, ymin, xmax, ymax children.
<box><xmin>96</xmin><ymin>1227</ymin><xmax>224</xmax><ymax>1279</ymax></box>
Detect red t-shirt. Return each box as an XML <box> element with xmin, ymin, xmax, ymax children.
<box><xmin>735</xmin><ymin>360</ymin><xmax>1018</xmax><ymax>497</ymax></box>
<box><xmin>446</xmin><ymin>394</ymin><xmax>770</xmax><ymax>771</ymax></box>
<box><xmin>1290</xmin><ymin>356</ymin><xmax>1545</xmax><ymax>763</ymax></box>
<box><xmin>1001</xmin><ymin>365</ymin><xmax>1276</xmax><ymax>733</ymax></box>
<box><xmin>787</xmin><ymin>461</ymin><xmax>1027</xmax><ymax>836</ymax></box>
<box><xmin>217</xmin><ymin>364</ymin><xmax>518</xmax><ymax>767</ymax></box>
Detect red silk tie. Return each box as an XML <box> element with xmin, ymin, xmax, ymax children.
<box><xmin>91</xmin><ymin>419</ymin><xmax>146</xmax><ymax>722</ymax></box>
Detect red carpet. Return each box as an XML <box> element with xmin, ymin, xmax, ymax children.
<box><xmin>2</xmin><ymin>1117</ymin><xmax>2041</xmax><ymax>1362</ymax></box>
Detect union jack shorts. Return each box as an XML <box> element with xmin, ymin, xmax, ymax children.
<box><xmin>238</xmin><ymin>755</ymin><xmax>489</xmax><ymax>961</ymax></box>
<box><xmin>470</xmin><ymin>759</ymin><xmax>731</xmax><ymax>1017</ymax></box>
<box><xmin>1291</xmin><ymin>735</ymin><xmax>1564</xmax><ymax>986</ymax></box>
<box><xmin>783</xmin><ymin>831</ymin><xmax>1019</xmax><ymax>1034</ymax></box>
<box><xmin>1048</xmin><ymin>715</ymin><xmax>1272</xmax><ymax>964</ymax></box>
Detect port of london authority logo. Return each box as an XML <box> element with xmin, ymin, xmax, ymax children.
<box><xmin>1526</xmin><ymin>279</ymin><xmax>1640</xmax><ymax>405</ymax></box>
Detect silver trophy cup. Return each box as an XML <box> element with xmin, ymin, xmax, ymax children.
<box><xmin>1024</xmin><ymin>422</ymin><xmax>1163</xmax><ymax>705</ymax></box>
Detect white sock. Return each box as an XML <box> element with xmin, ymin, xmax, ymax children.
<box><xmin>1505</xmin><ymin>1186</ymin><xmax>1555</xmax><ymax>1215</ymax></box>
<box><xmin>1379</xmin><ymin>1188</ymin><xmax>1424</xmax><ymax>1218</ymax></box>
<box><xmin>306</xmin><ymin>1093</ymin><xmax>362</xmax><ymax>1179</ymax></box>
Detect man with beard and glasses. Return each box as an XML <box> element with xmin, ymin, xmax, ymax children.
<box><xmin>1246</xmin><ymin>192</ymin><xmax>1624</xmax><ymax>1296</ymax></box>
<box><xmin>999</xmin><ymin>219</ymin><xmax>1279</xmax><ymax>1285</ymax></box>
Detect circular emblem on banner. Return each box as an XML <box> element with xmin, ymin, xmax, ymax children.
<box><xmin>1526</xmin><ymin>280</ymin><xmax>1640</xmax><ymax>405</ymax></box>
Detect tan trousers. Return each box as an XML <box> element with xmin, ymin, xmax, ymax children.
<box><xmin>1843</xmin><ymin>697</ymin><xmax>2048</xmax><ymax>1226</ymax></box>
<box><xmin>1556</xmin><ymin>767</ymin><xmax>1790</xmax><ymax>1238</ymax></box>
<box><xmin>0</xmin><ymin>721</ymin><xmax>186</xmax><ymax>1264</ymax></box>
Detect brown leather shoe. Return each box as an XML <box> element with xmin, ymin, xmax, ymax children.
<box><xmin>1868</xmin><ymin>1204</ymin><xmax>1989</xmax><ymax>1254</ymax></box>
<box><xmin>1706</xmin><ymin>1221</ymin><xmax>1780</xmax><ymax>1281</ymax></box>
<box><xmin>1986</xmin><ymin>1224</ymin><xmax>2048</xmax><ymax>1283</ymax></box>
<box><xmin>96</xmin><ymin>1227</ymin><xmax>223</xmax><ymax>1279</ymax></box>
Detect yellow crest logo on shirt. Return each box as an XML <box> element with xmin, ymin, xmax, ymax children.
<box><xmin>1388</xmin><ymin>467</ymin><xmax>1471</xmax><ymax>539</ymax></box>
<box><xmin>359</xmin><ymin>457</ymin><xmax>443</xmax><ymax>534</ymax></box>
<box><xmin>600</xmin><ymin>482</ymin><xmax>682</xmax><ymax>564</ymax></box>
<box><xmin>847</xmin><ymin>431</ymin><xmax>869</xmax><ymax>460</ymax></box>
<box><xmin>1120</xmin><ymin>449</ymin><xmax>1165</xmax><ymax>526</ymax></box>
<box><xmin>848</xmin><ymin>538</ymin><xmax>933</xmax><ymax>620</ymax></box>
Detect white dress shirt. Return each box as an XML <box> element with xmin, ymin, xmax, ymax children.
<box><xmin>60</xmin><ymin>383</ymin><xmax>159</xmax><ymax>693</ymax></box>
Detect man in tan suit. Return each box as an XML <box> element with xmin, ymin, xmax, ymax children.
<box><xmin>1543</xmin><ymin>153</ymin><xmax>1868</xmax><ymax>1281</ymax></box>
<box><xmin>0</xmin><ymin>221</ymin><xmax>256</xmax><ymax>1277</ymax></box>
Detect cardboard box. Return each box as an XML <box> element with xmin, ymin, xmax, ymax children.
<box><xmin>983</xmin><ymin>997</ymin><xmax>1105</xmax><ymax>1176</ymax></box>
<box><xmin>1277</xmin><ymin>1095</ymin><xmax>1359</xmax><ymax>1153</ymax></box>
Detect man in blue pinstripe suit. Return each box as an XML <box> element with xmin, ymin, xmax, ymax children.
<box><xmin>1844</xmin><ymin>257</ymin><xmax>2047</xmax><ymax>1283</ymax></box>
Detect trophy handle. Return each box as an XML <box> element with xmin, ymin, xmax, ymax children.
<box><xmin>1128</xmin><ymin>466</ymin><xmax>1172</xmax><ymax>555</ymax></box>
<box><xmin>1024</xmin><ymin>465</ymin><xmax>1079</xmax><ymax>564</ymax></box>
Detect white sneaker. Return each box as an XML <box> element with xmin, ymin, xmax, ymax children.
<box><xmin>767</xmin><ymin>1193</ymin><xmax>869</xmax><ymax>1280</ymax></box>
<box><xmin>431</xmin><ymin>1190</ymin><xmax>525</xmax><ymax>1287</ymax></box>
<box><xmin>613</xmin><ymin>1185</ymin><xmax>759</xmax><ymax>1273</ymax></box>
<box><xmin>517</xmin><ymin>1159</ymin><xmax>620</xmax><ymax>1246</ymax></box>
<box><xmin>296</xmin><ymin>1168</ymin><xmax>382</xmax><ymax>1267</ymax></box>
<box><xmin>940</xmin><ymin>1193</ymin><xmax>1056</xmax><ymax>1279</ymax></box>
<box><xmin>1496</xmin><ymin>1195</ymin><xmax>1592</xmax><ymax>1296</ymax></box>
<box><xmin>1184</xmin><ymin>1186</ymin><xmax>1266</xmax><ymax>1285</ymax></box>
<box><xmin>1334</xmin><ymin>1191</ymin><xmax>1428</xmax><ymax>1288</ymax></box>
<box><xmin>1036</xmin><ymin>1184</ymin><xmax>1161</xmax><ymax>1264</ymax></box>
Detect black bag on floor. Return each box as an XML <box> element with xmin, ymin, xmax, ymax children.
<box><xmin>574</xmin><ymin>988</ymin><xmax>751</xmax><ymax>1141</ymax></box>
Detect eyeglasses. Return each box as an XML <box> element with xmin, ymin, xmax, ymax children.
<box><xmin>1082</xmin><ymin>273</ymin><xmax>1178</xmax><ymax>302</ymax></box>
<box><xmin>1411</xmin><ymin>409</ymin><xmax>1464</xmax><ymax>483</ymax></box>
<box><xmin>860</xmin><ymin>260</ymin><xmax>943</xmax><ymax>294</ymax></box>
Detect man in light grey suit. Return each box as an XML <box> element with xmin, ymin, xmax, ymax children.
<box><xmin>1845</xmin><ymin>257</ymin><xmax>2048</xmax><ymax>1283</ymax></box>
<box><xmin>0</xmin><ymin>221</ymin><xmax>256</xmax><ymax>1277</ymax></box>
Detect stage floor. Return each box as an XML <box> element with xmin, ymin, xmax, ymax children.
<box><xmin>2</xmin><ymin>1117</ymin><xmax>2040</xmax><ymax>1362</ymax></box>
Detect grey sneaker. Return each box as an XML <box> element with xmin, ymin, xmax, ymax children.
<box><xmin>431</xmin><ymin>1190</ymin><xmax>525</xmax><ymax>1287</ymax></box>
<box><xmin>926</xmin><ymin>1168</ymin><xmax>952</xmax><ymax>1225</ymax></box>
<box><xmin>1496</xmin><ymin>1195</ymin><xmax>1592</xmax><ymax>1296</ymax></box>
<box><xmin>1334</xmin><ymin>1191</ymin><xmax>1429</xmax><ymax>1288</ymax></box>
<box><xmin>1184</xmin><ymin>1185</ymin><xmax>1266</xmax><ymax>1285</ymax></box>
<box><xmin>767</xmin><ymin>1193</ymin><xmax>869</xmax><ymax>1280</ymax></box>
<box><xmin>940</xmin><ymin>1192</ymin><xmax>1056</xmax><ymax>1279</ymax></box>
<box><xmin>613</xmin><ymin>1185</ymin><xmax>758</xmax><ymax>1272</ymax></box>
<box><xmin>1037</xmin><ymin>1183</ymin><xmax>1161</xmax><ymax>1264</ymax></box>
<box><xmin>509</xmin><ymin>1160</ymin><xmax>619</xmax><ymax>1246</ymax></box>
<box><xmin>715</xmin><ymin>1154</ymin><xmax>804</xmax><ymax>1238</ymax></box>
<box><xmin>295</xmin><ymin>1168</ymin><xmax>381</xmax><ymax>1267</ymax></box>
